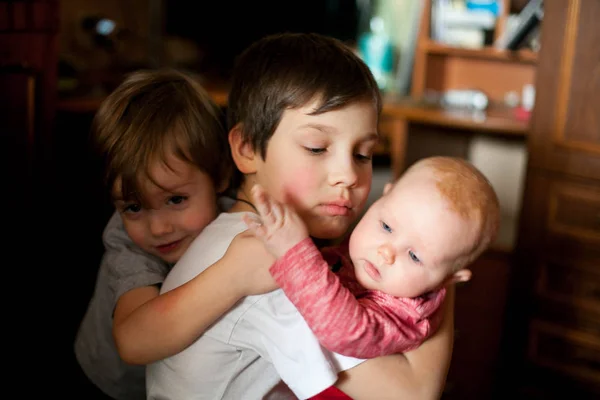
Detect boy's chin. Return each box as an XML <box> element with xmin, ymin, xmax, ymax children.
<box><xmin>307</xmin><ymin>218</ymin><xmax>352</xmax><ymax>240</ymax></box>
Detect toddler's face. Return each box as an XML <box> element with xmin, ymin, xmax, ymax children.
<box><xmin>112</xmin><ymin>155</ymin><xmax>218</xmax><ymax>264</ymax></box>
<box><xmin>251</xmin><ymin>98</ymin><xmax>379</xmax><ymax>239</ymax></box>
<box><xmin>349</xmin><ymin>168</ymin><xmax>477</xmax><ymax>298</ymax></box>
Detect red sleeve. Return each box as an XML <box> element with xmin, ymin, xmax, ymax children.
<box><xmin>269</xmin><ymin>238</ymin><xmax>447</xmax><ymax>358</ymax></box>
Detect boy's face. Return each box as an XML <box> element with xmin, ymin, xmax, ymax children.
<box><xmin>349</xmin><ymin>168</ymin><xmax>477</xmax><ymax>298</ymax></box>
<box><xmin>250</xmin><ymin>99</ymin><xmax>379</xmax><ymax>239</ymax></box>
<box><xmin>112</xmin><ymin>156</ymin><xmax>218</xmax><ymax>264</ymax></box>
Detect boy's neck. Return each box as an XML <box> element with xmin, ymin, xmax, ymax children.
<box><xmin>227</xmin><ymin>188</ymin><xmax>257</xmax><ymax>213</ymax></box>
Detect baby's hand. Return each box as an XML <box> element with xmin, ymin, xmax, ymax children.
<box><xmin>243</xmin><ymin>184</ymin><xmax>309</xmax><ymax>259</ymax></box>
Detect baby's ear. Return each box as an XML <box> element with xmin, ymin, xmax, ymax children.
<box><xmin>229</xmin><ymin>124</ymin><xmax>257</xmax><ymax>174</ymax></box>
<box><xmin>445</xmin><ymin>269</ymin><xmax>472</xmax><ymax>286</ymax></box>
<box><xmin>383</xmin><ymin>182</ymin><xmax>394</xmax><ymax>195</ymax></box>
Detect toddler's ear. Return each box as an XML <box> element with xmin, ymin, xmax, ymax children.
<box><xmin>229</xmin><ymin>124</ymin><xmax>257</xmax><ymax>174</ymax></box>
<box><xmin>445</xmin><ymin>269</ymin><xmax>472</xmax><ymax>286</ymax></box>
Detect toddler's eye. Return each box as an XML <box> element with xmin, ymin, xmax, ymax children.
<box><xmin>123</xmin><ymin>203</ymin><xmax>142</xmax><ymax>213</ymax></box>
<box><xmin>381</xmin><ymin>221</ymin><xmax>392</xmax><ymax>233</ymax></box>
<box><xmin>168</xmin><ymin>195</ymin><xmax>186</xmax><ymax>205</ymax></box>
<box><xmin>409</xmin><ymin>250</ymin><xmax>420</xmax><ymax>263</ymax></box>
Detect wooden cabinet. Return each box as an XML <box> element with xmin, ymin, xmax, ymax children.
<box><xmin>0</xmin><ymin>0</ymin><xmax>60</xmax><ymax>202</ymax></box>
<box><xmin>498</xmin><ymin>1</ymin><xmax>600</xmax><ymax>397</ymax></box>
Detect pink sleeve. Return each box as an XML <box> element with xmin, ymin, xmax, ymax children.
<box><xmin>269</xmin><ymin>238</ymin><xmax>447</xmax><ymax>358</ymax></box>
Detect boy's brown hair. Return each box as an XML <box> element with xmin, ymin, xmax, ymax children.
<box><xmin>91</xmin><ymin>68</ymin><xmax>229</xmax><ymax>203</ymax></box>
<box><xmin>227</xmin><ymin>32</ymin><xmax>382</xmax><ymax>189</ymax></box>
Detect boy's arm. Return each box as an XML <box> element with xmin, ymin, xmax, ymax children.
<box><xmin>113</xmin><ymin>231</ymin><xmax>277</xmax><ymax>365</ymax></box>
<box><xmin>270</xmin><ymin>238</ymin><xmax>445</xmax><ymax>358</ymax></box>
<box><xmin>335</xmin><ymin>285</ymin><xmax>455</xmax><ymax>400</ymax></box>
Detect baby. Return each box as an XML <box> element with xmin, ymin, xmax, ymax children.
<box><xmin>245</xmin><ymin>156</ymin><xmax>500</xmax><ymax>358</ymax></box>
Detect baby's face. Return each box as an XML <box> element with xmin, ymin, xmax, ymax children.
<box><xmin>349</xmin><ymin>169</ymin><xmax>478</xmax><ymax>298</ymax></box>
<box><xmin>112</xmin><ymin>155</ymin><xmax>218</xmax><ymax>264</ymax></box>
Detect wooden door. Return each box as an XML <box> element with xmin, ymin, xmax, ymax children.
<box><xmin>499</xmin><ymin>1</ymin><xmax>600</xmax><ymax>397</ymax></box>
<box><xmin>527</xmin><ymin>0</ymin><xmax>600</xmax><ymax>180</ymax></box>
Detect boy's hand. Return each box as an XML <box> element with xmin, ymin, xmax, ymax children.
<box><xmin>224</xmin><ymin>231</ymin><xmax>279</xmax><ymax>296</ymax></box>
<box><xmin>243</xmin><ymin>184</ymin><xmax>309</xmax><ymax>259</ymax></box>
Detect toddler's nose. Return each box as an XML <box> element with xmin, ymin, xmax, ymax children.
<box><xmin>150</xmin><ymin>216</ymin><xmax>174</xmax><ymax>237</ymax></box>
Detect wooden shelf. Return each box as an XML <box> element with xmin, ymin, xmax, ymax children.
<box><xmin>382</xmin><ymin>97</ymin><xmax>530</xmax><ymax>136</ymax></box>
<box><xmin>57</xmin><ymin>80</ymin><xmax>231</xmax><ymax>113</ymax></box>
<box><xmin>423</xmin><ymin>40</ymin><xmax>538</xmax><ymax>64</ymax></box>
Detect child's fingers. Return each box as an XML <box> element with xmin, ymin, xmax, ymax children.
<box><xmin>242</xmin><ymin>213</ymin><xmax>266</xmax><ymax>238</ymax></box>
<box><xmin>252</xmin><ymin>185</ymin><xmax>271</xmax><ymax>218</ymax></box>
<box><xmin>255</xmin><ymin>186</ymin><xmax>282</xmax><ymax>226</ymax></box>
<box><xmin>269</xmin><ymin>199</ymin><xmax>285</xmax><ymax>225</ymax></box>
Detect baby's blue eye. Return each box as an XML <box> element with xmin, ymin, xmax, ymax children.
<box><xmin>409</xmin><ymin>250</ymin><xmax>420</xmax><ymax>263</ymax></box>
<box><xmin>381</xmin><ymin>221</ymin><xmax>392</xmax><ymax>233</ymax></box>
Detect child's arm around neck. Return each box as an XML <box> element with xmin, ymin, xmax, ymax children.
<box><xmin>112</xmin><ymin>230</ymin><xmax>277</xmax><ymax>365</ymax></box>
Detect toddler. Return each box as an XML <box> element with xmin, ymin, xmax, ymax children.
<box><xmin>74</xmin><ymin>68</ymin><xmax>274</xmax><ymax>400</ymax></box>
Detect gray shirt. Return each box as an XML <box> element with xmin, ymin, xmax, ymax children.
<box><xmin>74</xmin><ymin>211</ymin><xmax>169</xmax><ymax>400</ymax></box>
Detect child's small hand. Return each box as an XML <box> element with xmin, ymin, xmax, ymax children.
<box><xmin>224</xmin><ymin>231</ymin><xmax>279</xmax><ymax>296</ymax></box>
<box><xmin>243</xmin><ymin>184</ymin><xmax>309</xmax><ymax>259</ymax></box>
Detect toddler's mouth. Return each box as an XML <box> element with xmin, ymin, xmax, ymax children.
<box><xmin>156</xmin><ymin>239</ymin><xmax>183</xmax><ymax>254</ymax></box>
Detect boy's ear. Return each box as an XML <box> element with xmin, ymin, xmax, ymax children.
<box><xmin>444</xmin><ymin>269</ymin><xmax>472</xmax><ymax>286</ymax></box>
<box><xmin>229</xmin><ymin>124</ymin><xmax>258</xmax><ymax>174</ymax></box>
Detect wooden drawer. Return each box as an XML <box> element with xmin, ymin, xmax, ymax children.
<box><xmin>546</xmin><ymin>180</ymin><xmax>600</xmax><ymax>245</ymax></box>
<box><xmin>536</xmin><ymin>260</ymin><xmax>600</xmax><ymax>318</ymax></box>
<box><xmin>528</xmin><ymin>320</ymin><xmax>600</xmax><ymax>386</ymax></box>
<box><xmin>527</xmin><ymin>177</ymin><xmax>600</xmax><ymax>264</ymax></box>
<box><xmin>536</xmin><ymin>299</ymin><xmax>600</xmax><ymax>338</ymax></box>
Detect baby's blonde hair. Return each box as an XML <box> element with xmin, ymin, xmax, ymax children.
<box><xmin>406</xmin><ymin>156</ymin><xmax>500</xmax><ymax>269</ymax></box>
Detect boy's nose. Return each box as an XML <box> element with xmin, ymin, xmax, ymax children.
<box><xmin>329</xmin><ymin>158</ymin><xmax>358</xmax><ymax>188</ymax></box>
<box><xmin>149</xmin><ymin>215</ymin><xmax>174</xmax><ymax>236</ymax></box>
<box><xmin>377</xmin><ymin>243</ymin><xmax>396</xmax><ymax>265</ymax></box>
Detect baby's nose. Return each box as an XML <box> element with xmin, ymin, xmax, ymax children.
<box><xmin>377</xmin><ymin>244</ymin><xmax>396</xmax><ymax>265</ymax></box>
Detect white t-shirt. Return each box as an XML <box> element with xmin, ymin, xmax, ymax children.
<box><xmin>146</xmin><ymin>212</ymin><xmax>365</xmax><ymax>400</ymax></box>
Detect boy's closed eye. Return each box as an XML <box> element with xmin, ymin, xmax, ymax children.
<box><xmin>354</xmin><ymin>152</ymin><xmax>372</xmax><ymax>163</ymax></box>
<box><xmin>304</xmin><ymin>146</ymin><xmax>326</xmax><ymax>155</ymax></box>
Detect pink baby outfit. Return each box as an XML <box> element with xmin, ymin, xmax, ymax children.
<box><xmin>270</xmin><ymin>238</ymin><xmax>447</xmax><ymax>358</ymax></box>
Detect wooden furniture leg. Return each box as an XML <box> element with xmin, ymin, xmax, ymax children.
<box><xmin>387</xmin><ymin>117</ymin><xmax>408</xmax><ymax>180</ymax></box>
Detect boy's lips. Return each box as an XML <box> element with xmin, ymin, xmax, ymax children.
<box><xmin>155</xmin><ymin>239</ymin><xmax>183</xmax><ymax>254</ymax></box>
<box><xmin>318</xmin><ymin>200</ymin><xmax>353</xmax><ymax>217</ymax></box>
<box><xmin>363</xmin><ymin>260</ymin><xmax>381</xmax><ymax>281</ymax></box>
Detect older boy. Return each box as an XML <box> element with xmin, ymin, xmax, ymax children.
<box><xmin>147</xmin><ymin>33</ymin><xmax>454</xmax><ymax>400</ymax></box>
